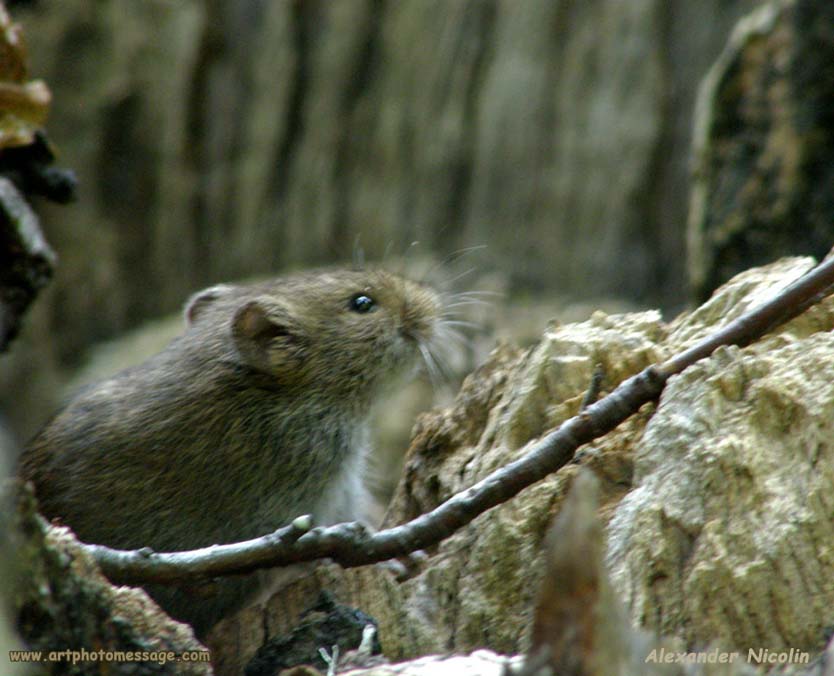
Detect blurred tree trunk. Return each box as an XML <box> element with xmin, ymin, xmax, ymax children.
<box><xmin>3</xmin><ymin>0</ymin><xmax>761</xmax><ymax>436</ymax></box>
<box><xmin>689</xmin><ymin>0</ymin><xmax>834</xmax><ymax>302</ymax></box>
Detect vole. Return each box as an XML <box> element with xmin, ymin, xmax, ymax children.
<box><xmin>20</xmin><ymin>266</ymin><xmax>447</xmax><ymax>636</ymax></box>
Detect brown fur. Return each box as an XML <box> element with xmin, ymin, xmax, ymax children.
<box><xmin>20</xmin><ymin>267</ymin><xmax>442</xmax><ymax>636</ymax></box>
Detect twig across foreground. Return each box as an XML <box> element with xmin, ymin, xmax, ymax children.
<box><xmin>88</xmin><ymin>255</ymin><xmax>834</xmax><ymax>585</ymax></box>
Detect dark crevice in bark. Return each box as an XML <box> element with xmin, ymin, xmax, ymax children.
<box><xmin>330</xmin><ymin>0</ymin><xmax>384</xmax><ymax>259</ymax></box>
<box><xmin>517</xmin><ymin>0</ymin><xmax>576</xmax><ymax>291</ymax></box>
<box><xmin>99</xmin><ymin>92</ymin><xmax>159</xmax><ymax>326</ymax></box>
<box><xmin>220</xmin><ymin>2</ymin><xmax>268</xmax><ymax>278</ymax></box>
<box><xmin>266</xmin><ymin>0</ymin><xmax>313</xmax><ymax>268</ymax></box>
<box><xmin>627</xmin><ymin>0</ymin><xmax>674</xmax><ymax>307</ymax></box>
<box><xmin>184</xmin><ymin>12</ymin><xmax>224</xmax><ymax>290</ymax></box>
<box><xmin>442</xmin><ymin>0</ymin><xmax>498</xmax><ymax>254</ymax></box>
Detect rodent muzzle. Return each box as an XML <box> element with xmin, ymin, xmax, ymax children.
<box><xmin>397</xmin><ymin>294</ymin><xmax>440</xmax><ymax>346</ymax></box>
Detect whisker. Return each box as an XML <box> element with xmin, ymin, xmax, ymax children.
<box><xmin>438</xmin><ymin>266</ymin><xmax>477</xmax><ymax>288</ymax></box>
<box><xmin>426</xmin><ymin>341</ymin><xmax>451</xmax><ymax>372</ymax></box>
<box><xmin>405</xmin><ymin>240</ymin><xmax>421</xmax><ymax>256</ymax></box>
<box><xmin>396</xmin><ymin>240</ymin><xmax>423</xmax><ymax>277</ymax></box>
<box><xmin>421</xmin><ymin>245</ymin><xmax>488</xmax><ymax>285</ymax></box>
<box><xmin>418</xmin><ymin>342</ymin><xmax>443</xmax><ymax>392</ymax></box>
<box><xmin>438</xmin><ymin>245</ymin><xmax>488</xmax><ymax>269</ymax></box>
<box><xmin>439</xmin><ymin>318</ymin><xmax>481</xmax><ymax>331</ymax></box>
<box><xmin>436</xmin><ymin>327</ymin><xmax>468</xmax><ymax>347</ymax></box>
<box><xmin>429</xmin><ymin>347</ymin><xmax>454</xmax><ymax>381</ymax></box>
<box><xmin>444</xmin><ymin>298</ymin><xmax>490</xmax><ymax>311</ymax></box>
<box><xmin>353</xmin><ymin>234</ymin><xmax>365</xmax><ymax>270</ymax></box>
<box><xmin>451</xmin><ymin>290</ymin><xmax>504</xmax><ymax>299</ymax></box>
<box><xmin>438</xmin><ymin>322</ymin><xmax>468</xmax><ymax>338</ymax></box>
<box><xmin>382</xmin><ymin>240</ymin><xmax>395</xmax><ymax>265</ymax></box>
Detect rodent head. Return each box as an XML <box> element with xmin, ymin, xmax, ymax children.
<box><xmin>186</xmin><ymin>268</ymin><xmax>444</xmax><ymax>403</ymax></box>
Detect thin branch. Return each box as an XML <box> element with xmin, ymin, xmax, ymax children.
<box><xmin>89</xmin><ymin>255</ymin><xmax>834</xmax><ymax>585</ymax></box>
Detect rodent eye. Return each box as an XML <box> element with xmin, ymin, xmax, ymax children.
<box><xmin>349</xmin><ymin>294</ymin><xmax>376</xmax><ymax>314</ymax></box>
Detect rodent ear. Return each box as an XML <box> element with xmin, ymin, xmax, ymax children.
<box><xmin>232</xmin><ymin>296</ymin><xmax>306</xmax><ymax>384</ymax></box>
<box><xmin>232</xmin><ymin>298</ymin><xmax>298</xmax><ymax>368</ymax></box>
<box><xmin>185</xmin><ymin>284</ymin><xmax>233</xmax><ymax>324</ymax></box>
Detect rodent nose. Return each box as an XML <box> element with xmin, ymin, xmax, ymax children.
<box><xmin>399</xmin><ymin>298</ymin><xmax>436</xmax><ymax>342</ymax></box>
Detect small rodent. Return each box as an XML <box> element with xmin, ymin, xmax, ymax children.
<box><xmin>20</xmin><ymin>266</ymin><xmax>446</xmax><ymax>636</ymax></box>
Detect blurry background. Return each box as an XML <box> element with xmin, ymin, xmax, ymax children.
<box><xmin>3</xmin><ymin>0</ymin><xmax>833</xmax><ymax>454</ymax></box>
